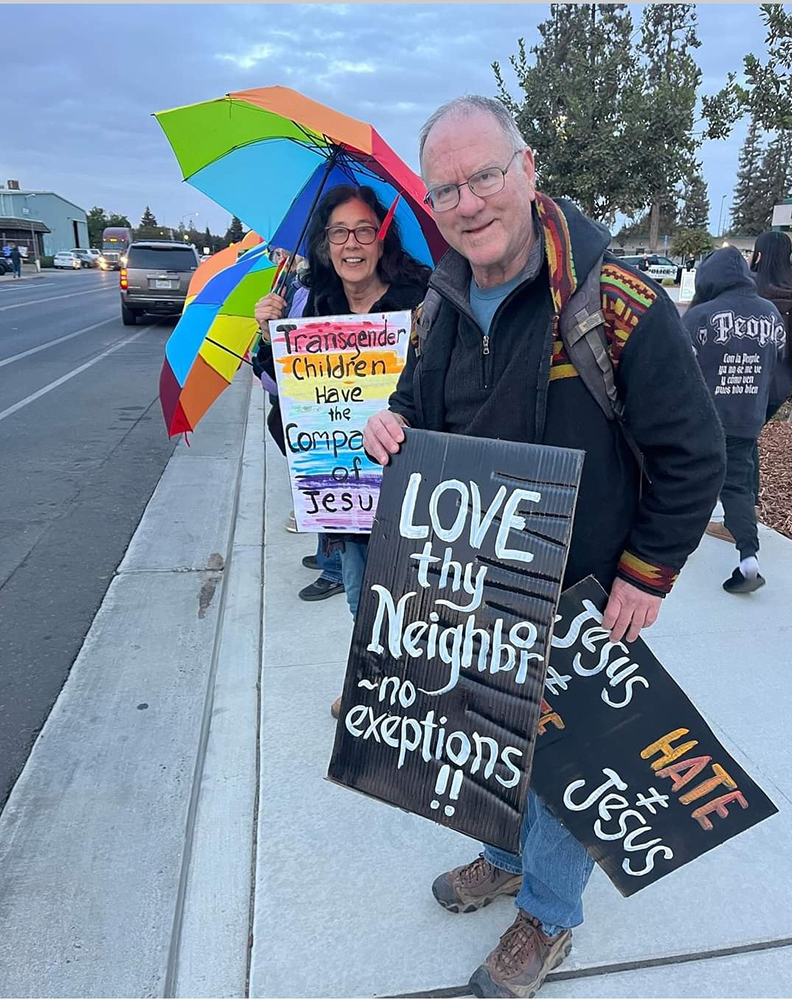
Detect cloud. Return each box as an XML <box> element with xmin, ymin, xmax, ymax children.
<box><xmin>216</xmin><ymin>43</ymin><xmax>283</xmax><ymax>70</ymax></box>
<box><xmin>1</xmin><ymin>3</ymin><xmax>769</xmax><ymax>236</ymax></box>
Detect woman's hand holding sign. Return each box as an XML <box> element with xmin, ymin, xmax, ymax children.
<box><xmin>254</xmin><ymin>292</ymin><xmax>288</xmax><ymax>343</ymax></box>
<box><xmin>363</xmin><ymin>409</ymin><xmax>408</xmax><ymax>465</ymax></box>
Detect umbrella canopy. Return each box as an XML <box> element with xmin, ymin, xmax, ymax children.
<box><xmin>159</xmin><ymin>242</ymin><xmax>276</xmax><ymax>436</ymax></box>
<box><xmin>154</xmin><ymin>86</ymin><xmax>446</xmax><ymax>266</ymax></box>
<box><xmin>184</xmin><ymin>229</ymin><xmax>264</xmax><ymax>308</ymax></box>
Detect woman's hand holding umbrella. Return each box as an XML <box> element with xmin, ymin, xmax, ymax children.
<box><xmin>254</xmin><ymin>291</ymin><xmax>287</xmax><ymax>343</ymax></box>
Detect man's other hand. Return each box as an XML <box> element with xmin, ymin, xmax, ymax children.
<box><xmin>602</xmin><ymin>578</ymin><xmax>662</xmax><ymax>644</ymax></box>
<box><xmin>363</xmin><ymin>410</ymin><xmax>408</xmax><ymax>465</ymax></box>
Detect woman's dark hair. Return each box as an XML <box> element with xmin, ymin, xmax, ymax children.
<box><xmin>749</xmin><ymin>230</ymin><xmax>792</xmax><ymax>293</ymax></box>
<box><xmin>302</xmin><ymin>184</ymin><xmax>431</xmax><ymax>306</ymax></box>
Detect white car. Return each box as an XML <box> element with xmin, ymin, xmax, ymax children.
<box><xmin>54</xmin><ymin>251</ymin><xmax>82</xmax><ymax>270</ymax></box>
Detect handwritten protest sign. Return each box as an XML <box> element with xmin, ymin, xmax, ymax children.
<box><xmin>270</xmin><ymin>310</ymin><xmax>411</xmax><ymax>532</ymax></box>
<box><xmin>531</xmin><ymin>576</ymin><xmax>778</xmax><ymax>895</ymax></box>
<box><xmin>328</xmin><ymin>429</ymin><xmax>584</xmax><ymax>852</ymax></box>
<box><xmin>679</xmin><ymin>268</ymin><xmax>696</xmax><ymax>303</ymax></box>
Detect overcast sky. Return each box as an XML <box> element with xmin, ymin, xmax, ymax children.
<box><xmin>1</xmin><ymin>3</ymin><xmax>775</xmax><ymax>241</ymax></box>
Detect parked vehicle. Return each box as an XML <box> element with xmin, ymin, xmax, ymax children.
<box><xmin>620</xmin><ymin>254</ymin><xmax>681</xmax><ymax>283</ymax></box>
<box><xmin>120</xmin><ymin>241</ymin><xmax>199</xmax><ymax>325</ymax></box>
<box><xmin>70</xmin><ymin>248</ymin><xmax>97</xmax><ymax>268</ymax></box>
<box><xmin>0</xmin><ymin>257</ymin><xmax>11</xmax><ymax>274</ymax></box>
<box><xmin>101</xmin><ymin>227</ymin><xmax>134</xmax><ymax>270</ymax></box>
<box><xmin>54</xmin><ymin>251</ymin><xmax>83</xmax><ymax>270</ymax></box>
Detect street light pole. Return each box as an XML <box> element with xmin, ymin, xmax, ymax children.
<box><xmin>180</xmin><ymin>212</ymin><xmax>199</xmax><ymax>241</ymax></box>
<box><xmin>718</xmin><ymin>194</ymin><xmax>727</xmax><ymax>238</ymax></box>
<box><xmin>25</xmin><ymin>194</ymin><xmax>39</xmax><ymax>269</ymax></box>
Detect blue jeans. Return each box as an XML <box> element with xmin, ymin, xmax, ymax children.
<box><xmin>339</xmin><ymin>539</ymin><xmax>368</xmax><ymax>618</ymax></box>
<box><xmin>483</xmin><ymin>789</ymin><xmax>594</xmax><ymax>937</ymax></box>
<box><xmin>317</xmin><ymin>539</ymin><xmax>342</xmax><ymax>586</ymax></box>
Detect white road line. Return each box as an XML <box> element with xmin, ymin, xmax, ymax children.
<box><xmin>0</xmin><ymin>281</ymin><xmax>56</xmax><ymax>291</ymax></box>
<box><xmin>0</xmin><ymin>329</ymin><xmax>148</xmax><ymax>423</ymax></box>
<box><xmin>0</xmin><ymin>317</ymin><xmax>117</xmax><ymax>369</ymax></box>
<box><xmin>0</xmin><ymin>287</ymin><xmax>115</xmax><ymax>312</ymax></box>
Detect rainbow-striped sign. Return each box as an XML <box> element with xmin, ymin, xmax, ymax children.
<box><xmin>270</xmin><ymin>310</ymin><xmax>411</xmax><ymax>533</ymax></box>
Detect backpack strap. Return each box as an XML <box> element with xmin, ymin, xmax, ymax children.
<box><xmin>412</xmin><ymin>288</ymin><xmax>443</xmax><ymax>358</ymax></box>
<box><xmin>559</xmin><ymin>254</ymin><xmax>650</xmax><ymax>492</ymax></box>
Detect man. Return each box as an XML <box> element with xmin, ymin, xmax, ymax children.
<box><xmin>683</xmin><ymin>246</ymin><xmax>786</xmax><ymax>594</ymax></box>
<box><xmin>10</xmin><ymin>244</ymin><xmax>22</xmax><ymax>279</ymax></box>
<box><xmin>363</xmin><ymin>96</ymin><xmax>725</xmax><ymax>999</ymax></box>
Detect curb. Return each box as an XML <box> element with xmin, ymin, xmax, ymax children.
<box><xmin>165</xmin><ymin>383</ymin><xmax>265</xmax><ymax>998</ymax></box>
<box><xmin>0</xmin><ymin>375</ymin><xmax>255</xmax><ymax>998</ymax></box>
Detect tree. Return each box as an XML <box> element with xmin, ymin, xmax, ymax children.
<box><xmin>135</xmin><ymin>206</ymin><xmax>167</xmax><ymax>241</ymax></box>
<box><xmin>106</xmin><ymin>213</ymin><xmax>131</xmax><ymax>229</ymax></box>
<box><xmin>756</xmin><ymin>130</ymin><xmax>792</xmax><ymax>227</ymax></box>
<box><xmin>87</xmin><ymin>206</ymin><xmax>108</xmax><ymax>247</ymax></box>
<box><xmin>738</xmin><ymin>4</ymin><xmax>792</xmax><ymax>131</ymax></box>
<box><xmin>729</xmin><ymin>117</ymin><xmax>767</xmax><ymax>236</ymax></box>
<box><xmin>203</xmin><ymin>226</ymin><xmax>213</xmax><ymax>252</ymax></box>
<box><xmin>670</xmin><ymin>228</ymin><xmax>713</xmax><ymax>259</ymax></box>
<box><xmin>679</xmin><ymin>169</ymin><xmax>710</xmax><ymax>231</ymax></box>
<box><xmin>86</xmin><ymin>207</ymin><xmax>132</xmax><ymax>247</ymax></box>
<box><xmin>493</xmin><ymin>5</ymin><xmax>647</xmax><ymax>222</ymax></box>
<box><xmin>139</xmin><ymin>206</ymin><xmax>158</xmax><ymax>229</ymax></box>
<box><xmin>615</xmin><ymin>200</ymin><xmax>678</xmax><ymax>245</ymax></box>
<box><xmin>635</xmin><ymin>4</ymin><xmax>706</xmax><ymax>250</ymax></box>
<box><xmin>224</xmin><ymin>215</ymin><xmax>245</xmax><ymax>245</ymax></box>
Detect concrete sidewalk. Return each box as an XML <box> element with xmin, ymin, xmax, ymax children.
<box><xmin>0</xmin><ymin>374</ymin><xmax>261</xmax><ymax>997</ymax></box>
<box><xmin>250</xmin><ymin>430</ymin><xmax>792</xmax><ymax>998</ymax></box>
<box><xmin>0</xmin><ymin>371</ymin><xmax>790</xmax><ymax>998</ymax></box>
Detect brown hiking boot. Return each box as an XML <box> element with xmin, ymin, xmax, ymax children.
<box><xmin>705</xmin><ymin>521</ymin><xmax>735</xmax><ymax>544</ymax></box>
<box><xmin>431</xmin><ymin>854</ymin><xmax>522</xmax><ymax>913</ymax></box>
<box><xmin>468</xmin><ymin>909</ymin><xmax>572</xmax><ymax>998</ymax></box>
<box><xmin>330</xmin><ymin>697</ymin><xmax>342</xmax><ymax>720</ymax></box>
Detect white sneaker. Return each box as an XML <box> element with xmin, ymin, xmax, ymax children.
<box><xmin>284</xmin><ymin>511</ymin><xmax>298</xmax><ymax>533</ymax></box>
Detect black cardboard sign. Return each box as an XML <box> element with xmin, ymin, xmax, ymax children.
<box><xmin>531</xmin><ymin>576</ymin><xmax>778</xmax><ymax>896</ymax></box>
<box><xmin>327</xmin><ymin>429</ymin><xmax>584</xmax><ymax>852</ymax></box>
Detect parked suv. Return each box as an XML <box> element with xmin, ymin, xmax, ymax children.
<box><xmin>120</xmin><ymin>241</ymin><xmax>199</xmax><ymax>325</ymax></box>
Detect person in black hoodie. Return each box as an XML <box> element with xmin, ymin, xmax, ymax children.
<box><xmin>683</xmin><ymin>246</ymin><xmax>786</xmax><ymax>593</ymax></box>
<box><xmin>363</xmin><ymin>96</ymin><xmax>725</xmax><ymax>1000</ymax></box>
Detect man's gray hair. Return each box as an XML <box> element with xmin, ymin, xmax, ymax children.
<box><xmin>419</xmin><ymin>96</ymin><xmax>527</xmax><ymax>168</ymax></box>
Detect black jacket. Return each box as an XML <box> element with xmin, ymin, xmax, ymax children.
<box><xmin>756</xmin><ymin>281</ymin><xmax>792</xmax><ymax>409</ymax></box>
<box><xmin>390</xmin><ymin>196</ymin><xmax>725</xmax><ymax>597</ymax></box>
<box><xmin>684</xmin><ymin>249</ymin><xmax>787</xmax><ymax>438</ymax></box>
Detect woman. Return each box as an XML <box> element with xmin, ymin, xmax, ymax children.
<box><xmin>255</xmin><ymin>185</ymin><xmax>431</xmax><ymax>715</ymax></box>
<box><xmin>749</xmin><ymin>230</ymin><xmax>792</xmax><ymax>506</ymax></box>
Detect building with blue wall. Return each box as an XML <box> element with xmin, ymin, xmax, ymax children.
<box><xmin>0</xmin><ymin>185</ymin><xmax>88</xmax><ymax>257</ymax></box>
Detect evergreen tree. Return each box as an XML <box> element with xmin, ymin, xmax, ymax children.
<box><xmin>757</xmin><ymin>130</ymin><xmax>792</xmax><ymax>227</ymax></box>
<box><xmin>204</xmin><ymin>226</ymin><xmax>213</xmax><ymax>252</ymax></box>
<box><xmin>730</xmin><ymin>117</ymin><xmax>766</xmax><ymax>236</ymax></box>
<box><xmin>225</xmin><ymin>216</ymin><xmax>245</xmax><ymax>244</ymax></box>
<box><xmin>636</xmin><ymin>4</ymin><xmax>704</xmax><ymax>250</ymax></box>
<box><xmin>139</xmin><ymin>206</ymin><xmax>158</xmax><ymax>229</ymax></box>
<box><xmin>135</xmin><ymin>206</ymin><xmax>164</xmax><ymax>240</ymax></box>
<box><xmin>493</xmin><ymin>4</ymin><xmax>645</xmax><ymax>222</ymax></box>
<box><xmin>679</xmin><ymin>169</ymin><xmax>710</xmax><ymax>231</ymax></box>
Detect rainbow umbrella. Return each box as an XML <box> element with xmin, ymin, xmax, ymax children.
<box><xmin>184</xmin><ymin>229</ymin><xmax>264</xmax><ymax>308</ymax></box>
<box><xmin>159</xmin><ymin>241</ymin><xmax>275</xmax><ymax>437</ymax></box>
<box><xmin>154</xmin><ymin>86</ymin><xmax>446</xmax><ymax>268</ymax></box>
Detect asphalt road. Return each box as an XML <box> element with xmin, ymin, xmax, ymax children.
<box><xmin>0</xmin><ymin>269</ymin><xmax>179</xmax><ymax>808</ymax></box>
